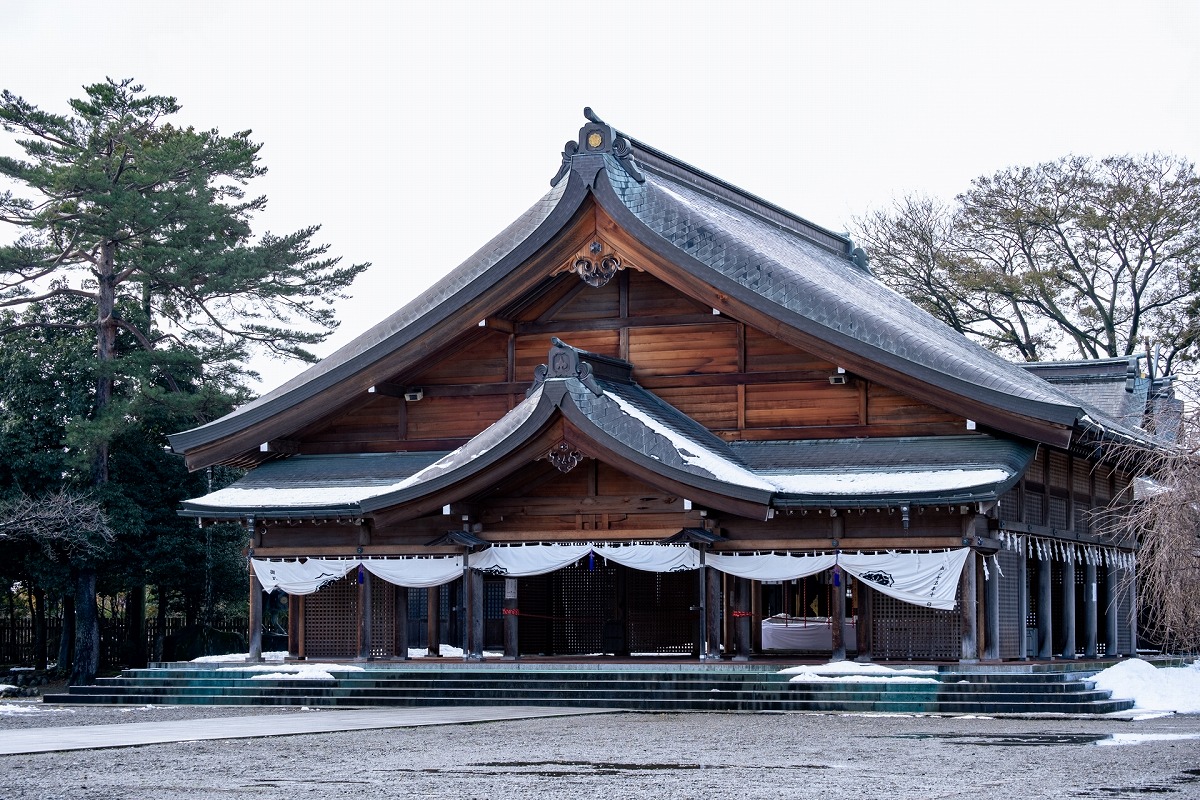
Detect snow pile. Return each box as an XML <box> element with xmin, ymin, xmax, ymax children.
<box><xmin>407</xmin><ymin>646</ymin><xmax>504</xmax><ymax>659</ymax></box>
<box><xmin>780</xmin><ymin>660</ymin><xmax>939</xmax><ymax>684</ymax></box>
<box><xmin>250</xmin><ymin>670</ymin><xmax>337</xmax><ymax>681</ymax></box>
<box><xmin>0</xmin><ymin>703</ymin><xmax>42</xmax><ymax>715</ymax></box>
<box><xmin>192</xmin><ymin>651</ymin><xmax>289</xmax><ymax>663</ymax></box>
<box><xmin>218</xmin><ymin>663</ymin><xmax>363</xmax><ymax>675</ymax></box>
<box><xmin>1091</xmin><ymin>659</ymin><xmax>1200</xmax><ymax>714</ymax></box>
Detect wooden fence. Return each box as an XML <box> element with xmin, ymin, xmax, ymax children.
<box><xmin>0</xmin><ymin>616</ymin><xmax>247</xmax><ymax>669</ymax></box>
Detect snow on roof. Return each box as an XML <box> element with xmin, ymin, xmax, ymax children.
<box><xmin>604</xmin><ymin>391</ymin><xmax>776</xmax><ymax>492</ymax></box>
<box><xmin>768</xmin><ymin>468</ymin><xmax>1013</xmax><ymax>496</ymax></box>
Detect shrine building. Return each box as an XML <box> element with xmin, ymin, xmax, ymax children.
<box><xmin>169</xmin><ymin>111</ymin><xmax>1170</xmax><ymax>664</ymax></box>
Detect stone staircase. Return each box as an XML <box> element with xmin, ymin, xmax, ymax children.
<box><xmin>43</xmin><ymin>661</ymin><xmax>1134</xmax><ymax>715</ymax></box>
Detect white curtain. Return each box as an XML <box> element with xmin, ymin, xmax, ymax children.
<box><xmin>470</xmin><ymin>543</ymin><xmax>700</xmax><ymax>575</ymax></box>
<box><xmin>362</xmin><ymin>556</ymin><xmax>464</xmax><ymax>588</ymax></box>
<box><xmin>838</xmin><ymin>549</ymin><xmax>970</xmax><ymax>611</ymax></box>
<box><xmin>593</xmin><ymin>543</ymin><xmax>699</xmax><ymax>572</ymax></box>
<box><xmin>251</xmin><ymin>558</ymin><xmax>357</xmax><ymax>595</ymax></box>
<box><xmin>706</xmin><ymin>552</ymin><xmax>836</xmax><ymax>582</ymax></box>
<box><xmin>470</xmin><ymin>544</ymin><xmax>591</xmax><ymax>576</ymax></box>
<box><xmin>253</xmin><ymin>546</ymin><xmax>971</xmax><ymax>610</ymax></box>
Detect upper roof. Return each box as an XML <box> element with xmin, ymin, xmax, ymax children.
<box><xmin>169</xmin><ymin>110</ymin><xmax>1158</xmax><ymax>466</ymax></box>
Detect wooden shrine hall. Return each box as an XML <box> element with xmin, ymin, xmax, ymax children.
<box><xmin>169</xmin><ymin>110</ymin><xmax>1171</xmax><ymax>664</ymax></box>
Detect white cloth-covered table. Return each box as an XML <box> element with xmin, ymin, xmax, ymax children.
<box><xmin>761</xmin><ymin>615</ymin><xmax>857</xmax><ymax>652</ymax></box>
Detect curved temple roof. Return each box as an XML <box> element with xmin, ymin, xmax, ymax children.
<box><xmin>170</xmin><ymin>110</ymin><xmax>1159</xmax><ymax>467</ymax></box>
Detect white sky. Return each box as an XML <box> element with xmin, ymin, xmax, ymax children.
<box><xmin>5</xmin><ymin>1</ymin><xmax>1198</xmax><ymax>393</ymax></box>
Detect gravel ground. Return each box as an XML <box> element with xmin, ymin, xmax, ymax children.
<box><xmin>2</xmin><ymin>703</ymin><xmax>1199</xmax><ymax>799</ymax></box>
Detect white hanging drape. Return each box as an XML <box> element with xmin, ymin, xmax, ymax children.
<box><xmin>837</xmin><ymin>549</ymin><xmax>970</xmax><ymax>611</ymax></box>
<box><xmin>470</xmin><ymin>544</ymin><xmax>592</xmax><ymax>576</ymax></box>
<box><xmin>469</xmin><ymin>543</ymin><xmax>700</xmax><ymax>575</ymax></box>
<box><xmin>252</xmin><ymin>558</ymin><xmax>357</xmax><ymax>595</ymax></box>
<box><xmin>252</xmin><ymin>546</ymin><xmax>972</xmax><ymax>610</ymax></box>
<box><xmin>592</xmin><ymin>543</ymin><xmax>699</xmax><ymax>572</ymax></box>
<box><xmin>705</xmin><ymin>552</ymin><xmax>837</xmax><ymax>582</ymax></box>
<box><xmin>361</xmin><ymin>556</ymin><xmax>464</xmax><ymax>588</ymax></box>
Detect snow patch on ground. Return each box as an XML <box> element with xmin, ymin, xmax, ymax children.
<box><xmin>1091</xmin><ymin>658</ymin><xmax>1200</xmax><ymax>714</ymax></box>
<box><xmin>0</xmin><ymin>703</ymin><xmax>42</xmax><ymax>715</ymax></box>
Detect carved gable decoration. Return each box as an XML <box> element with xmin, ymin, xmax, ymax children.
<box><xmin>558</xmin><ymin>237</ymin><xmax>631</xmax><ymax>289</ymax></box>
<box><xmin>545</xmin><ymin>441</ymin><xmax>585</xmax><ymax>473</ymax></box>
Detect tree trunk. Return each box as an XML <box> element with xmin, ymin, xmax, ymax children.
<box><xmin>122</xmin><ymin>584</ymin><xmax>147</xmax><ymax>668</ymax></box>
<box><xmin>31</xmin><ymin>587</ymin><xmax>47</xmax><ymax>671</ymax></box>
<box><xmin>153</xmin><ymin>586</ymin><xmax>167</xmax><ymax>662</ymax></box>
<box><xmin>57</xmin><ymin>593</ymin><xmax>75</xmax><ymax>675</ymax></box>
<box><xmin>67</xmin><ymin>239</ymin><xmax>116</xmax><ymax>685</ymax></box>
<box><xmin>70</xmin><ymin>568</ymin><xmax>100</xmax><ymax>685</ymax></box>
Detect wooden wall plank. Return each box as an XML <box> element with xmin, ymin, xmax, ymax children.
<box><xmin>745</xmin><ymin>382</ymin><xmax>861</xmax><ymax>428</ymax></box>
<box><xmin>628</xmin><ymin>323</ymin><xmax>740</xmax><ymax>377</ymax></box>
<box><xmin>867</xmin><ymin>385</ymin><xmax>961</xmax><ymax>426</ymax></box>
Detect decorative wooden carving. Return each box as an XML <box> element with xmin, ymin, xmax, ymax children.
<box><xmin>565</xmin><ymin>239</ymin><xmax>626</xmax><ymax>288</ymax></box>
<box><xmin>546</xmin><ymin>441</ymin><xmax>584</xmax><ymax>473</ymax></box>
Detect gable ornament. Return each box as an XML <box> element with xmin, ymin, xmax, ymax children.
<box><xmin>546</xmin><ymin>441</ymin><xmax>585</xmax><ymax>473</ymax></box>
<box><xmin>565</xmin><ymin>239</ymin><xmax>626</xmax><ymax>289</ymax></box>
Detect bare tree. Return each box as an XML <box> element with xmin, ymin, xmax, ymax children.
<box><xmin>1106</xmin><ymin>388</ymin><xmax>1200</xmax><ymax>653</ymax></box>
<box><xmin>855</xmin><ymin>154</ymin><xmax>1200</xmax><ymax>370</ymax></box>
<box><xmin>0</xmin><ymin>488</ymin><xmax>113</xmax><ymax>559</ymax></box>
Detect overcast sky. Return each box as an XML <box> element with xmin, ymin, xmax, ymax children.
<box><xmin>5</xmin><ymin>1</ymin><xmax>1198</xmax><ymax>392</ymax></box>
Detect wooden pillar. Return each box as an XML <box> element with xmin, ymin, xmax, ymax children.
<box><xmin>1125</xmin><ymin>564</ymin><xmax>1138</xmax><ymax>656</ymax></box>
<box><xmin>503</xmin><ymin>577</ymin><xmax>519</xmax><ymax>660</ymax></box>
<box><xmin>1061</xmin><ymin>557</ymin><xmax>1076</xmax><ymax>659</ymax></box>
<box><xmin>1037</xmin><ymin>555</ymin><xmax>1053</xmax><ymax>659</ymax></box>
<box><xmin>357</xmin><ymin>565</ymin><xmax>372</xmax><ymax>660</ymax></box>
<box><xmin>1083</xmin><ymin>561</ymin><xmax>1098</xmax><ymax>658</ymax></box>
<box><xmin>750</xmin><ymin>580</ymin><xmax>762</xmax><ymax>653</ymax></box>
<box><xmin>426</xmin><ymin>586</ymin><xmax>441</xmax><ymax>657</ymax></box>
<box><xmin>830</xmin><ymin>566</ymin><xmax>846</xmax><ymax>662</ymax></box>
<box><xmin>287</xmin><ymin>593</ymin><xmax>300</xmax><ymax>659</ymax></box>
<box><xmin>296</xmin><ymin>594</ymin><xmax>306</xmax><ymax>660</ymax></box>
<box><xmin>733</xmin><ymin>577</ymin><xmax>752</xmax><ymax>661</ymax></box>
<box><xmin>984</xmin><ymin>555</ymin><xmax>1000</xmax><ymax>661</ymax></box>
<box><xmin>248</xmin><ymin>563</ymin><xmax>263</xmax><ymax>662</ymax></box>
<box><xmin>394</xmin><ymin>585</ymin><xmax>409</xmax><ymax>660</ymax></box>
<box><xmin>704</xmin><ymin>564</ymin><xmax>722</xmax><ymax>660</ymax></box>
<box><xmin>855</xmin><ymin>584</ymin><xmax>873</xmax><ymax>661</ymax></box>
<box><xmin>1105</xmin><ymin>564</ymin><xmax>1119</xmax><ymax>657</ymax></box>
<box><xmin>960</xmin><ymin>552</ymin><xmax>978</xmax><ymax>663</ymax></box>
<box><xmin>470</xmin><ymin>566</ymin><xmax>484</xmax><ymax>662</ymax></box>
<box><xmin>1017</xmin><ymin>545</ymin><xmax>1029</xmax><ymax>660</ymax></box>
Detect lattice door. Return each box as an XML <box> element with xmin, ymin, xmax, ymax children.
<box><xmin>302</xmin><ymin>574</ymin><xmax>357</xmax><ymax>658</ymax></box>
<box><xmin>870</xmin><ymin>593</ymin><xmax>961</xmax><ymax>660</ymax></box>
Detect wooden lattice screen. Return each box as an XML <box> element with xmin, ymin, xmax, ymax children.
<box><xmin>995</xmin><ymin>547</ymin><xmax>1023</xmax><ymax>659</ymax></box>
<box><xmin>870</xmin><ymin>593</ymin><xmax>961</xmax><ymax>660</ymax></box>
<box><xmin>302</xmin><ymin>574</ymin><xmax>357</xmax><ymax>658</ymax></box>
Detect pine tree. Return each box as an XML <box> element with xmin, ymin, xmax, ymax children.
<box><xmin>0</xmin><ymin>78</ymin><xmax>369</xmax><ymax>682</ymax></box>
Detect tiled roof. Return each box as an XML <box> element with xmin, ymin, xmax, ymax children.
<box><xmin>170</xmin><ymin>111</ymin><xmax>1166</xmax><ymax>462</ymax></box>
<box><xmin>603</xmin><ymin>150</ymin><xmax>1085</xmax><ymax>425</ymax></box>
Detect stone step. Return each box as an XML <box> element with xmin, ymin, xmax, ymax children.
<box><xmin>41</xmin><ymin>690</ymin><xmax>1132</xmax><ymax>715</ymax></box>
<box><xmin>43</xmin><ymin>662</ymin><xmax>1134</xmax><ymax>715</ymax></box>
